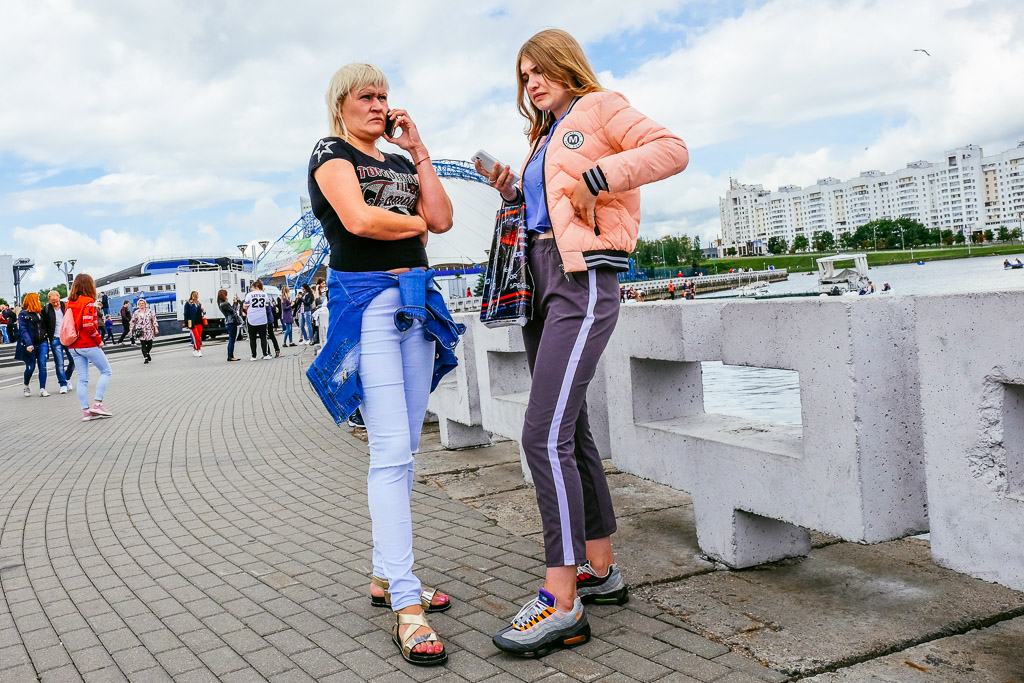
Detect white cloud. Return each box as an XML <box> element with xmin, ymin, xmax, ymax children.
<box><xmin>2</xmin><ymin>0</ymin><xmax>1023</xmax><ymax>267</ymax></box>
<box><xmin>7</xmin><ymin>174</ymin><xmax>278</xmax><ymax>214</ymax></box>
<box><xmin>10</xmin><ymin>223</ymin><xmax>194</xmax><ymax>289</ymax></box>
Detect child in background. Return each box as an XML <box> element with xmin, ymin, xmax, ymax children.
<box><xmin>103</xmin><ymin>315</ymin><xmax>116</xmax><ymax>344</ymax></box>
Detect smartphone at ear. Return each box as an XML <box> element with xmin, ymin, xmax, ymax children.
<box><xmin>472</xmin><ymin>149</ymin><xmax>521</xmax><ymax>185</ymax></box>
<box><xmin>384</xmin><ymin>111</ymin><xmax>397</xmax><ymax>138</ymax></box>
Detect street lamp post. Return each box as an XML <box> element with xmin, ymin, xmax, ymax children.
<box><xmin>54</xmin><ymin>259</ymin><xmax>77</xmax><ymax>288</ymax></box>
<box><xmin>236</xmin><ymin>242</ymin><xmax>269</xmax><ymax>273</ymax></box>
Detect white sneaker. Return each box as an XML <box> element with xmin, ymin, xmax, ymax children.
<box><xmin>263</xmin><ymin>354</ymin><xmax>272</xmax><ymax>360</ymax></box>
<box><xmin>192</xmin><ymin>350</ymin><xmax>198</xmax><ymax>357</ymax></box>
<box><xmin>23</xmin><ymin>386</ymin><xmax>31</xmax><ymax>397</ymax></box>
<box><xmin>250</xmin><ymin>356</ymin><xmax>258</xmax><ymax>361</ymax></box>
<box><xmin>197</xmin><ymin>350</ymin><xmax>203</xmax><ymax>357</ymax></box>
<box><xmin>59</xmin><ymin>386</ymin><xmax>68</xmax><ymax>395</ymax></box>
<box><xmin>40</xmin><ymin>388</ymin><xmax>50</xmax><ymax>397</ymax></box>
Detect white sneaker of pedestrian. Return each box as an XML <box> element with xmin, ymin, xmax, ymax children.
<box><xmin>39</xmin><ymin>388</ymin><xmax>50</xmax><ymax>397</ymax></box>
<box><xmin>23</xmin><ymin>386</ymin><xmax>31</xmax><ymax>397</ymax></box>
<box><xmin>197</xmin><ymin>350</ymin><xmax>202</xmax><ymax>357</ymax></box>
<box><xmin>59</xmin><ymin>386</ymin><xmax>68</xmax><ymax>394</ymax></box>
<box><xmin>250</xmin><ymin>356</ymin><xmax>258</xmax><ymax>361</ymax></box>
<box><xmin>263</xmin><ymin>354</ymin><xmax>272</xmax><ymax>360</ymax></box>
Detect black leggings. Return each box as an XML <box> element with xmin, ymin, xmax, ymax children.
<box><xmin>140</xmin><ymin>340</ymin><xmax>153</xmax><ymax>361</ymax></box>
<box><xmin>267</xmin><ymin>324</ymin><xmax>280</xmax><ymax>354</ymax></box>
<box><xmin>248</xmin><ymin>323</ymin><xmax>268</xmax><ymax>358</ymax></box>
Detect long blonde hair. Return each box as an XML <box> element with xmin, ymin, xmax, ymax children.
<box><xmin>516</xmin><ymin>29</ymin><xmax>602</xmax><ymax>144</ymax></box>
<box><xmin>326</xmin><ymin>63</ymin><xmax>389</xmax><ymax>140</ymax></box>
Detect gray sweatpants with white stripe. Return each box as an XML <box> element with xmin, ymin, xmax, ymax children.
<box><xmin>521</xmin><ymin>238</ymin><xmax>620</xmax><ymax>568</ymax></box>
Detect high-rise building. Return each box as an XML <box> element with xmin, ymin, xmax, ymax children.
<box><xmin>719</xmin><ymin>142</ymin><xmax>1024</xmax><ymax>255</ymax></box>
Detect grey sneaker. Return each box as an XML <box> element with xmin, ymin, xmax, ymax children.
<box><xmin>492</xmin><ymin>589</ymin><xmax>590</xmax><ymax>657</ymax></box>
<box><xmin>576</xmin><ymin>562</ymin><xmax>629</xmax><ymax>605</ymax></box>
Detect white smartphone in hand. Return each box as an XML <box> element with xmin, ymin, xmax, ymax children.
<box><xmin>472</xmin><ymin>149</ymin><xmax>520</xmax><ymax>186</ymax></box>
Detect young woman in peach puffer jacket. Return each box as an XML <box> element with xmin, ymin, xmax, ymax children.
<box><xmin>478</xmin><ymin>28</ymin><xmax>688</xmax><ymax>658</ymax></box>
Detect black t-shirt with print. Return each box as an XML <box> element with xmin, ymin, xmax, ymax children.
<box><xmin>307</xmin><ymin>137</ymin><xmax>427</xmax><ymax>272</ymax></box>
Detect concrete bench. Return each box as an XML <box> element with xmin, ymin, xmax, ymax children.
<box><xmin>915</xmin><ymin>292</ymin><xmax>1024</xmax><ymax>591</ymax></box>
<box><xmin>602</xmin><ymin>297</ymin><xmax>928</xmax><ymax>568</ymax></box>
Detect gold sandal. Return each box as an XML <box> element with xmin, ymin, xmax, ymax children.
<box><xmin>370</xmin><ymin>575</ymin><xmax>452</xmax><ymax>613</ymax></box>
<box><xmin>393</xmin><ymin>612</ymin><xmax>447</xmax><ymax>666</ymax></box>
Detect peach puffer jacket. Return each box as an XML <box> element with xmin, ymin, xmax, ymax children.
<box><xmin>517</xmin><ymin>90</ymin><xmax>689</xmax><ymax>273</ymax></box>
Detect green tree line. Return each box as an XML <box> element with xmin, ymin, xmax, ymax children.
<box><xmin>760</xmin><ymin>219</ymin><xmax>1023</xmax><ymax>255</ymax></box>
<box><xmin>630</xmin><ymin>234</ymin><xmax>705</xmax><ymax>269</ymax></box>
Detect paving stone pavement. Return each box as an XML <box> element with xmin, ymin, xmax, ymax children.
<box><xmin>0</xmin><ymin>341</ymin><xmax>777</xmax><ymax>682</ymax></box>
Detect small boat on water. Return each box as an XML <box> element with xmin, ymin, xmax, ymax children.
<box><xmin>738</xmin><ymin>282</ymin><xmax>772</xmax><ymax>297</ymax></box>
<box><xmin>1004</xmin><ymin>260</ymin><xmax>1024</xmax><ymax>269</ymax></box>
<box><xmin>816</xmin><ymin>253</ymin><xmax>870</xmax><ymax>295</ymax></box>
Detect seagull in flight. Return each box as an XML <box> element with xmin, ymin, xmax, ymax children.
<box><xmin>914</xmin><ymin>48</ymin><xmax>931</xmax><ymax>56</ymax></box>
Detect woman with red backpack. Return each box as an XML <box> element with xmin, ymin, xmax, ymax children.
<box><xmin>65</xmin><ymin>273</ymin><xmax>113</xmax><ymax>421</ymax></box>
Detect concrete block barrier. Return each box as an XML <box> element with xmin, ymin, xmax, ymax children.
<box><xmin>604</xmin><ymin>297</ymin><xmax>928</xmax><ymax>568</ymax></box>
<box><xmin>915</xmin><ymin>292</ymin><xmax>1024</xmax><ymax>591</ymax></box>
<box><xmin>427</xmin><ymin>312</ymin><xmax>491</xmax><ymax>449</ymax></box>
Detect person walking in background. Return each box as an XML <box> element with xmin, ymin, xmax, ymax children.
<box><xmin>15</xmin><ymin>293</ymin><xmax>49</xmax><ymax>398</ymax></box>
<box><xmin>305</xmin><ymin>61</ymin><xmax>459</xmax><ymax>665</ymax></box>
<box><xmin>478</xmin><ymin>28</ymin><xmax>688</xmax><ymax>657</ymax></box>
<box><xmin>243</xmin><ymin>280</ymin><xmax>270</xmax><ymax>360</ymax></box>
<box><xmin>265</xmin><ymin>297</ymin><xmax>281</xmax><ymax>358</ymax></box>
<box><xmin>232</xmin><ymin>295</ymin><xmax>247</xmax><ymax>341</ymax></box>
<box><xmin>0</xmin><ymin>304</ymin><xmax>10</xmax><ymax>343</ymax></box>
<box><xmin>281</xmin><ymin>287</ymin><xmax>295</xmax><ymax>347</ymax></box>
<box><xmin>129</xmin><ymin>298</ymin><xmax>159</xmax><ymax>363</ymax></box>
<box><xmin>183</xmin><ymin>291</ymin><xmax>205</xmax><ymax>357</ymax></box>
<box><xmin>218</xmin><ymin>289</ymin><xmax>241</xmax><ymax>361</ymax></box>
<box><xmin>43</xmin><ymin>290</ymin><xmax>73</xmax><ymax>394</ymax></box>
<box><xmin>299</xmin><ymin>283</ymin><xmax>314</xmax><ymax>344</ymax></box>
<box><xmin>117</xmin><ymin>301</ymin><xmax>132</xmax><ymax>344</ymax></box>
<box><xmin>272</xmin><ymin>297</ymin><xmax>282</xmax><ymax>332</ymax></box>
<box><xmin>66</xmin><ymin>274</ymin><xmax>113</xmax><ymax>421</ymax></box>
<box><xmin>3</xmin><ymin>304</ymin><xmax>17</xmax><ymax>344</ymax></box>
<box><xmin>102</xmin><ymin>315</ymin><xmax>115</xmax><ymax>344</ymax></box>
<box><xmin>100</xmin><ymin>291</ymin><xmax>110</xmax><ymax>318</ymax></box>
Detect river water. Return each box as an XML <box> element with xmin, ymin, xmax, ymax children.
<box><xmin>698</xmin><ymin>251</ymin><xmax>1024</xmax><ymax>427</ymax></box>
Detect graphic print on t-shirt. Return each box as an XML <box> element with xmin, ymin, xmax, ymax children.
<box><xmin>355</xmin><ymin>165</ymin><xmax>418</xmax><ymax>215</ymax></box>
<box><xmin>243</xmin><ymin>291</ymin><xmax>269</xmax><ymax>325</ymax></box>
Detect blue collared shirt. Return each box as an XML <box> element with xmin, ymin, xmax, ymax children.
<box><xmin>306</xmin><ymin>268</ymin><xmax>465</xmax><ymax>425</ymax></box>
<box><xmin>523</xmin><ymin>107</ymin><xmax>571</xmax><ymax>234</ymax></box>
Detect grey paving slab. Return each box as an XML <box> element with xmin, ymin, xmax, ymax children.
<box><xmin>0</xmin><ymin>342</ymin><xmax>789</xmax><ymax>682</ymax></box>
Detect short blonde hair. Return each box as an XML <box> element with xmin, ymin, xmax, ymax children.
<box><xmin>326</xmin><ymin>63</ymin><xmax>389</xmax><ymax>140</ymax></box>
<box><xmin>516</xmin><ymin>29</ymin><xmax>602</xmax><ymax>144</ymax></box>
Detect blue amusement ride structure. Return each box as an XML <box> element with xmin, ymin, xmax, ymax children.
<box><xmin>255</xmin><ymin>159</ymin><xmax>491</xmax><ymax>289</ymax></box>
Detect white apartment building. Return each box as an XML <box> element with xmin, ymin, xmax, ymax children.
<box><xmin>720</xmin><ymin>142</ymin><xmax>1024</xmax><ymax>255</ymax></box>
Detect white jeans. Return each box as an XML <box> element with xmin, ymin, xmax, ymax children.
<box><xmin>360</xmin><ymin>288</ymin><xmax>434</xmax><ymax>610</ymax></box>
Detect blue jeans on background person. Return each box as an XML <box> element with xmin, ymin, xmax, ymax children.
<box><xmin>50</xmin><ymin>338</ymin><xmax>71</xmax><ymax>387</ymax></box>
<box><xmin>226</xmin><ymin>322</ymin><xmax>237</xmax><ymax>358</ymax></box>
<box><xmin>23</xmin><ymin>341</ymin><xmax>48</xmax><ymax>389</ymax></box>
<box><xmin>359</xmin><ymin>287</ymin><xmax>434</xmax><ymax>611</ymax></box>
<box><xmin>1</xmin><ymin>326</ymin><xmax>8</xmax><ymax>343</ymax></box>
<box><xmin>301</xmin><ymin>310</ymin><xmax>312</xmax><ymax>341</ymax></box>
<box><xmin>283</xmin><ymin>322</ymin><xmax>293</xmax><ymax>345</ymax></box>
<box><xmin>69</xmin><ymin>346</ymin><xmax>111</xmax><ymax>410</ymax></box>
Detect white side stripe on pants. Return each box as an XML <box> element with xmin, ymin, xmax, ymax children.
<box><xmin>545</xmin><ymin>269</ymin><xmax>598</xmax><ymax>565</ymax></box>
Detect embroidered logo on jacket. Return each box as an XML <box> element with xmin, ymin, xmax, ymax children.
<box><xmin>562</xmin><ymin>131</ymin><xmax>584</xmax><ymax>149</ymax></box>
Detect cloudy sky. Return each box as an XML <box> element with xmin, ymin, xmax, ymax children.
<box><xmin>2</xmin><ymin>0</ymin><xmax>1023</xmax><ymax>291</ymax></box>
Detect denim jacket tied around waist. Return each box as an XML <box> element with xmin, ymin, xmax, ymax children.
<box><xmin>306</xmin><ymin>268</ymin><xmax>466</xmax><ymax>425</ymax></box>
